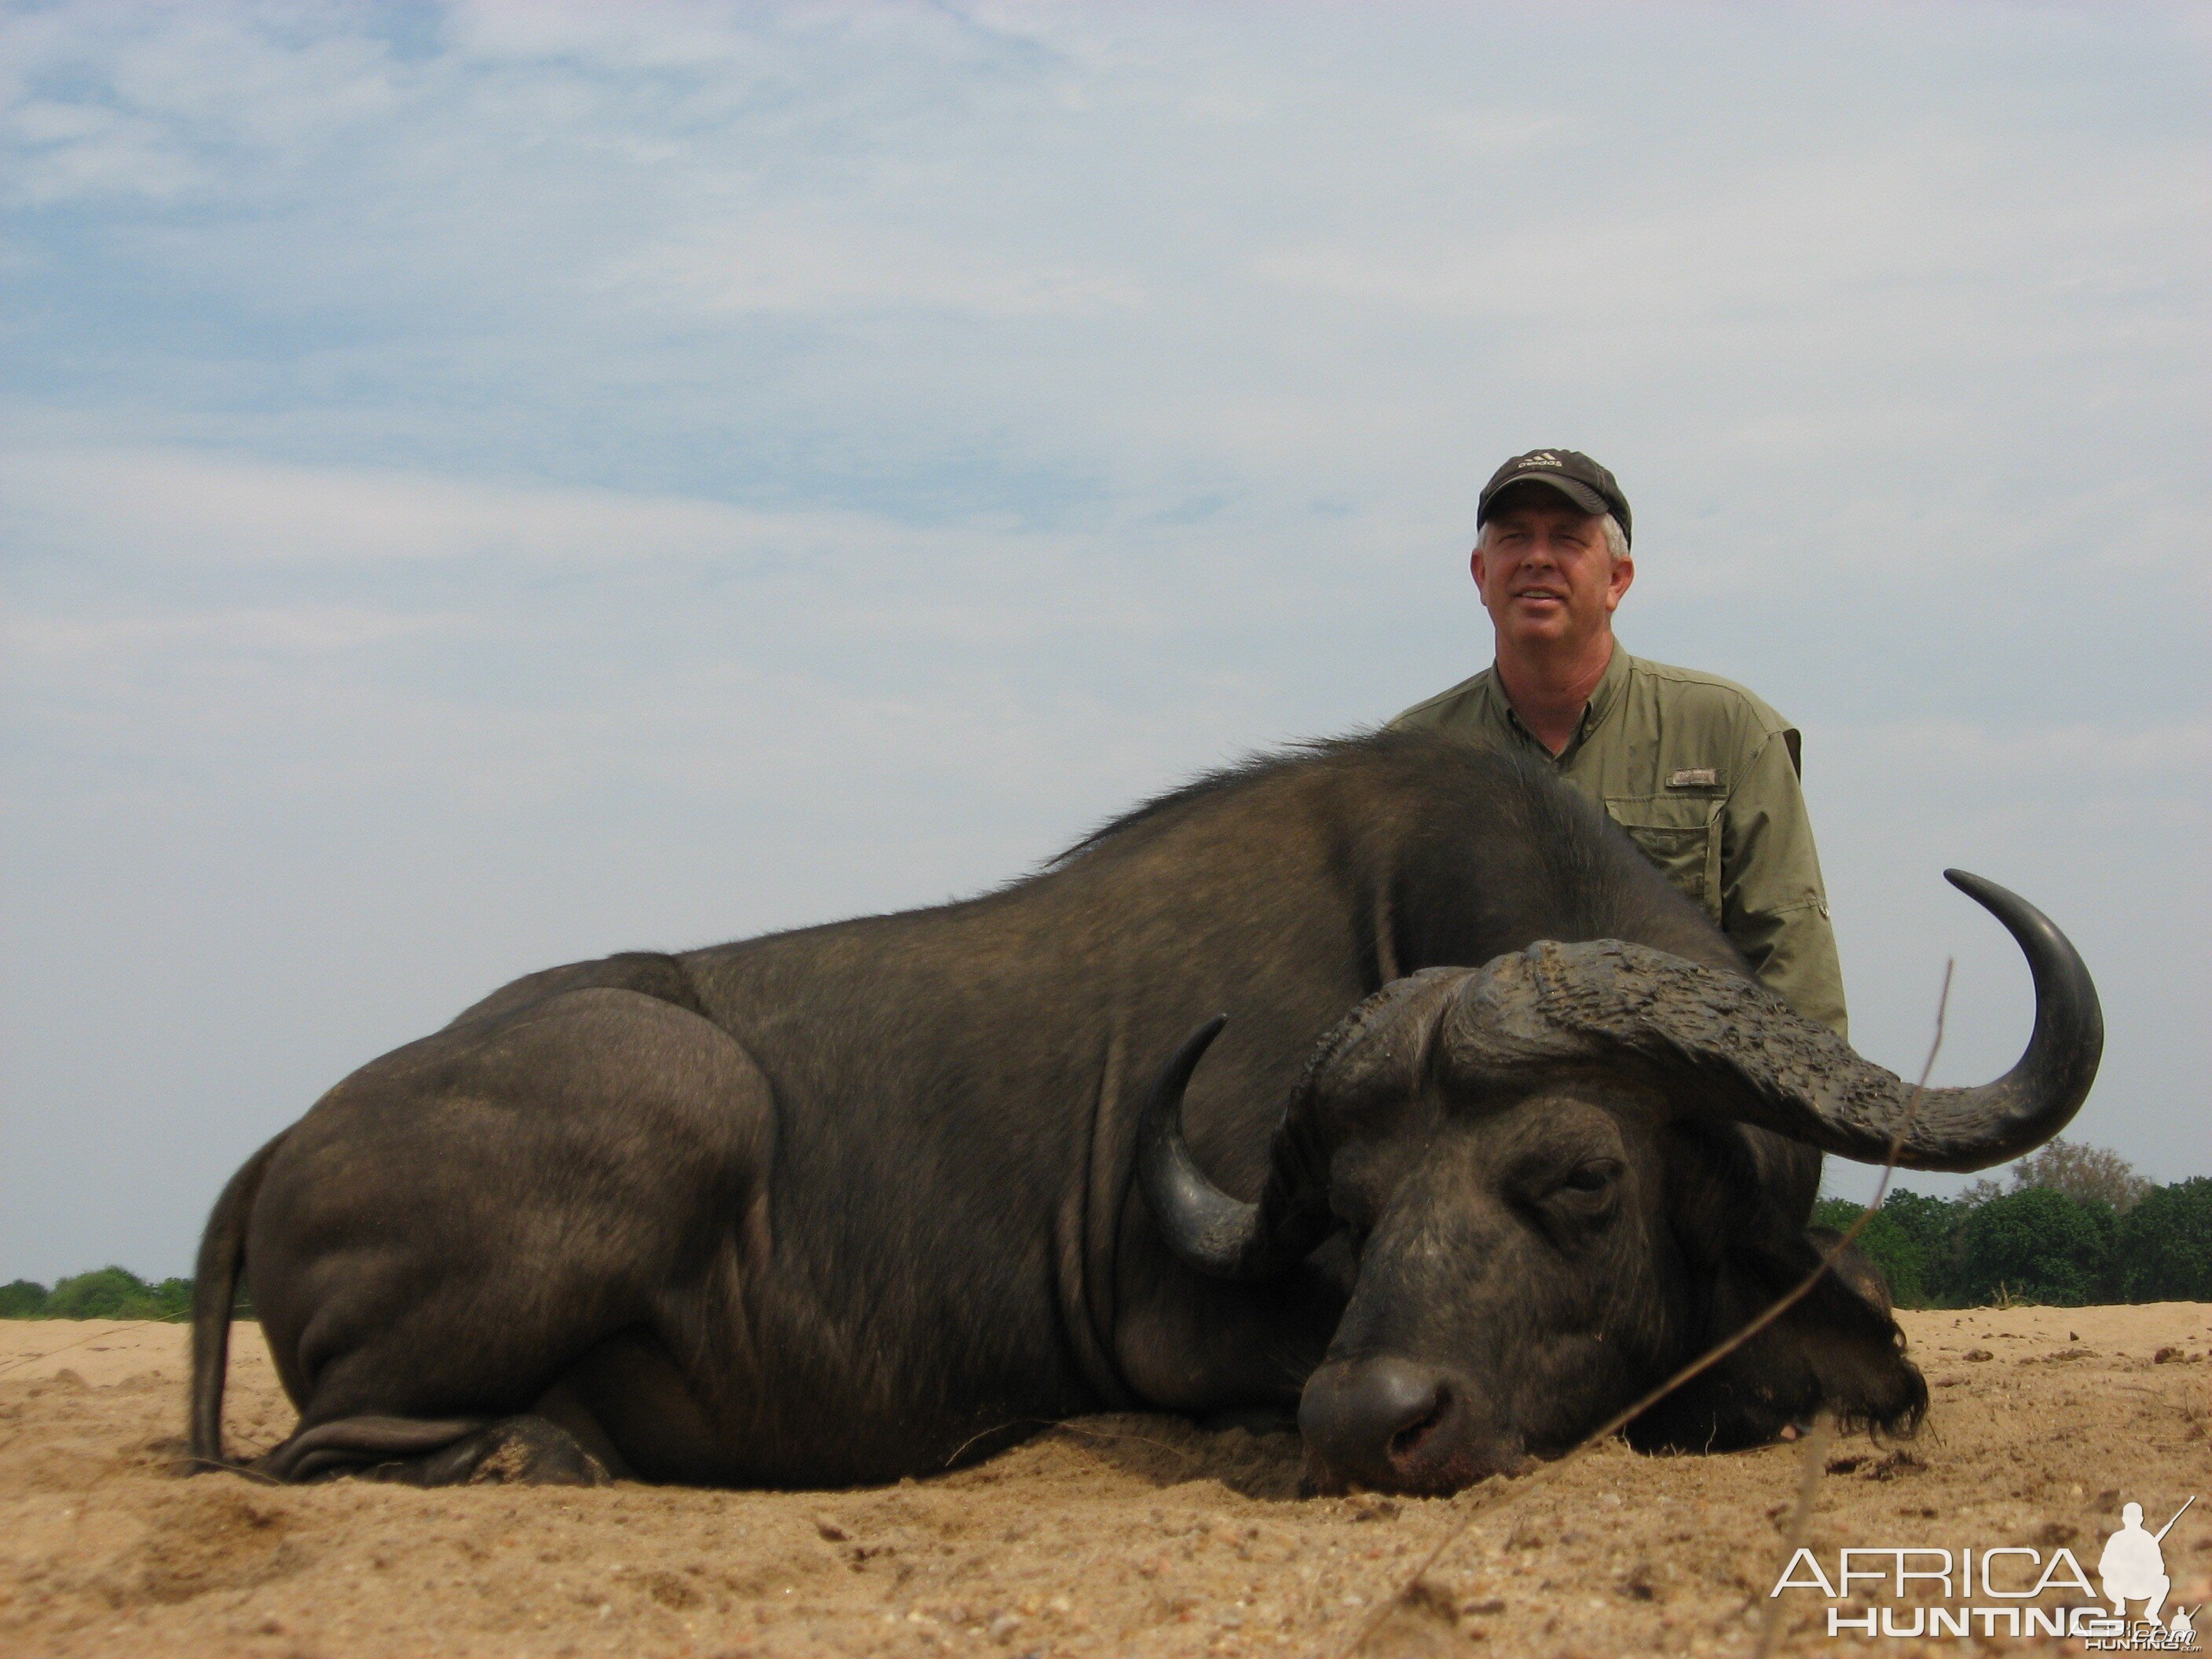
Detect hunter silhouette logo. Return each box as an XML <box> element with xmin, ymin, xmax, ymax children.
<box><xmin>2100</xmin><ymin>1498</ymin><xmax>2193</xmax><ymax>1634</ymax></box>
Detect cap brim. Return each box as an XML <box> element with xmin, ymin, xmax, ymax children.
<box><xmin>1478</xmin><ymin>473</ymin><xmax>1611</xmax><ymax>522</ymax></box>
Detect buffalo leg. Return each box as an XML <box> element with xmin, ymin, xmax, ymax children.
<box><xmin>258</xmin><ymin>1413</ymin><xmax>485</xmax><ymax>1481</ymax></box>
<box><xmin>260</xmin><ymin>1412</ymin><xmax>611</xmax><ymax>1485</ymax></box>
<box><xmin>244</xmin><ymin>987</ymin><xmax>775</xmax><ymax>1486</ymax></box>
<box><xmin>538</xmin><ymin>1328</ymin><xmax>740</xmax><ymax>1485</ymax></box>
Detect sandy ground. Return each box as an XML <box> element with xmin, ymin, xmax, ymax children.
<box><xmin>2</xmin><ymin>1307</ymin><xmax>2207</xmax><ymax>1658</ymax></box>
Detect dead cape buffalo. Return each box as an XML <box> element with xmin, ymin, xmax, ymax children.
<box><xmin>189</xmin><ymin>731</ymin><xmax>2100</xmax><ymax>1496</ymax></box>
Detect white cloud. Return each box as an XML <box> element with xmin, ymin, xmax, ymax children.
<box><xmin>4</xmin><ymin>604</ymin><xmax>465</xmax><ymax>660</ymax></box>
<box><xmin>1826</xmin><ymin>716</ymin><xmax>2210</xmax><ymax>790</ymax></box>
<box><xmin>1</xmin><ymin>95</ymin><xmax>203</xmax><ymax>203</ymax></box>
<box><xmin>0</xmin><ymin>445</ymin><xmax>1051</xmax><ymax>569</ymax></box>
<box><xmin>0</xmin><ymin>5</ymin><xmax>401</xmax><ymax>204</ymax></box>
<box><xmin>597</xmin><ymin>220</ymin><xmax>1146</xmax><ymax>318</ymax></box>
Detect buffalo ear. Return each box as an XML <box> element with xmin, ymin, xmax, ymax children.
<box><xmin>1629</xmin><ymin>1137</ymin><xmax>1927</xmax><ymax>1454</ymax></box>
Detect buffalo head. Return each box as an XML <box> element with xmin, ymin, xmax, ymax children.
<box><xmin>1138</xmin><ymin>870</ymin><xmax>2101</xmax><ymax>1495</ymax></box>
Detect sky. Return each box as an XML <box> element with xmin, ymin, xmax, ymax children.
<box><xmin>2</xmin><ymin>1</ymin><xmax>2207</xmax><ymax>1281</ymax></box>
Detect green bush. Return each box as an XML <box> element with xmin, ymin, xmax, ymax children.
<box><xmin>5</xmin><ymin>1266</ymin><xmax>196</xmax><ymax>1321</ymax></box>
<box><xmin>1957</xmin><ymin>1187</ymin><xmax>2117</xmax><ymax>1306</ymax></box>
<box><xmin>1811</xmin><ymin>1152</ymin><xmax>2212</xmax><ymax>1310</ymax></box>
<box><xmin>1878</xmin><ymin>1189</ymin><xmax>1960</xmax><ymax>1262</ymax></box>
<box><xmin>1810</xmin><ymin>1198</ymin><xmax>1859</xmax><ymax>1232</ymax></box>
<box><xmin>1810</xmin><ymin>1189</ymin><xmax>1988</xmax><ymax>1308</ymax></box>
<box><xmin>2119</xmin><ymin>1177</ymin><xmax>2212</xmax><ymax>1302</ymax></box>
<box><xmin>1811</xmin><ymin>1198</ymin><xmax>1930</xmax><ymax>1306</ymax></box>
<box><xmin>1882</xmin><ymin>1188</ymin><xmax>1978</xmax><ymax>1306</ymax></box>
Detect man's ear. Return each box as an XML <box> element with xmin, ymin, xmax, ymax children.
<box><xmin>1605</xmin><ymin>551</ymin><xmax>1633</xmax><ymax>611</ymax></box>
<box><xmin>1628</xmin><ymin>1130</ymin><xmax>1927</xmax><ymax>1455</ymax></box>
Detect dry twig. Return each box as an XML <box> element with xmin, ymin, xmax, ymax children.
<box><xmin>1753</xmin><ymin>1410</ymin><xmax>1835</xmax><ymax>1658</ymax></box>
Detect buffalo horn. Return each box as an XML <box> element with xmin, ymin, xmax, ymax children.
<box><xmin>1136</xmin><ymin>1015</ymin><xmax>1337</xmax><ymax>1279</ymax></box>
<box><xmin>1437</xmin><ymin>870</ymin><xmax>2102</xmax><ymax>1172</ymax></box>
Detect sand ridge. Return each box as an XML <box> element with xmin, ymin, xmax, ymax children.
<box><xmin>2</xmin><ymin>1307</ymin><xmax>2207</xmax><ymax>1657</ymax></box>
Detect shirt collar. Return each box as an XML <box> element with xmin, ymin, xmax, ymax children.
<box><xmin>1581</xmin><ymin>641</ymin><xmax>1632</xmax><ymax>737</ymax></box>
<box><xmin>1488</xmin><ymin>643</ymin><xmax>1632</xmax><ymax>761</ymax></box>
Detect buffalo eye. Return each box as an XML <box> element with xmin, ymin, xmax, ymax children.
<box><xmin>1544</xmin><ymin>1159</ymin><xmax>1624</xmax><ymax>1225</ymax></box>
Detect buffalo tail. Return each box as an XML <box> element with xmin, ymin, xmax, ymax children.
<box><xmin>188</xmin><ymin>1133</ymin><xmax>284</xmax><ymax>1468</ymax></box>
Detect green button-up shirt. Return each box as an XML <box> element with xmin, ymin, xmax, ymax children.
<box><xmin>1390</xmin><ymin>646</ymin><xmax>1848</xmax><ymax>1036</ymax></box>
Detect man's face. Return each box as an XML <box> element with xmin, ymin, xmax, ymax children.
<box><xmin>1471</xmin><ymin>486</ymin><xmax>1633</xmax><ymax>653</ymax></box>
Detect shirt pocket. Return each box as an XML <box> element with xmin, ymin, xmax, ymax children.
<box><xmin>1602</xmin><ymin>793</ymin><xmax>1723</xmax><ymax>921</ymax></box>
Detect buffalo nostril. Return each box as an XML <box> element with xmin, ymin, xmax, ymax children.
<box><xmin>1387</xmin><ymin>1381</ymin><xmax>1452</xmax><ymax>1467</ymax></box>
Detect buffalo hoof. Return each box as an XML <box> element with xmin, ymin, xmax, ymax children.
<box><xmin>453</xmin><ymin>1416</ymin><xmax>612</xmax><ymax>1486</ymax></box>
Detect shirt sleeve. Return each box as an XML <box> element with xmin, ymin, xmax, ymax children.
<box><xmin>1720</xmin><ymin>727</ymin><xmax>1849</xmax><ymax>1038</ymax></box>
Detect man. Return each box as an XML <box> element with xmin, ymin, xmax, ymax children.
<box><xmin>1392</xmin><ymin>449</ymin><xmax>1848</xmax><ymax>1035</ymax></box>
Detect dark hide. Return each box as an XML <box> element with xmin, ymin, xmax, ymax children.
<box><xmin>192</xmin><ymin>732</ymin><xmax>1916</xmax><ymax>1490</ymax></box>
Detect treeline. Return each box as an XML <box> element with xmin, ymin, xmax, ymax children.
<box><xmin>1815</xmin><ymin>1141</ymin><xmax>2212</xmax><ymax>1309</ymax></box>
<box><xmin>1</xmin><ymin>1266</ymin><xmax>197</xmax><ymax>1322</ymax></box>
